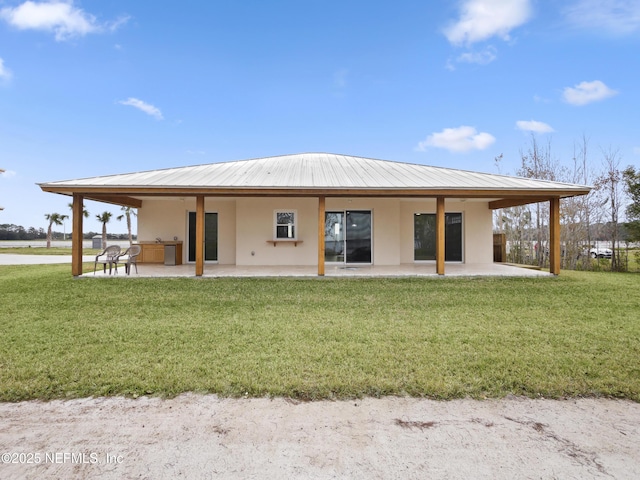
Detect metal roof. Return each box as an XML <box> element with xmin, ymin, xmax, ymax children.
<box><xmin>40</xmin><ymin>153</ymin><xmax>590</xmax><ymax>196</ymax></box>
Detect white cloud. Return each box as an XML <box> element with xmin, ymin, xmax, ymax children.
<box><xmin>563</xmin><ymin>0</ymin><xmax>640</xmax><ymax>34</ymax></box>
<box><xmin>444</xmin><ymin>0</ymin><xmax>533</xmax><ymax>46</ymax></box>
<box><xmin>118</xmin><ymin>98</ymin><xmax>163</xmax><ymax>120</ymax></box>
<box><xmin>516</xmin><ymin>120</ymin><xmax>554</xmax><ymax>133</ymax></box>
<box><xmin>1</xmin><ymin>169</ymin><xmax>17</xmax><ymax>178</ymax></box>
<box><xmin>456</xmin><ymin>45</ymin><xmax>497</xmax><ymax>65</ymax></box>
<box><xmin>633</xmin><ymin>147</ymin><xmax>640</xmax><ymax>155</ymax></box>
<box><xmin>563</xmin><ymin>80</ymin><xmax>618</xmax><ymax>106</ymax></box>
<box><xmin>106</xmin><ymin>14</ymin><xmax>130</xmax><ymax>33</ymax></box>
<box><xmin>0</xmin><ymin>1</ymin><xmax>129</xmax><ymax>41</ymax></box>
<box><xmin>417</xmin><ymin>126</ymin><xmax>496</xmax><ymax>153</ymax></box>
<box><xmin>0</xmin><ymin>57</ymin><xmax>12</xmax><ymax>81</ymax></box>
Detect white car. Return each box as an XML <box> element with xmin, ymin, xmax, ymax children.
<box><xmin>589</xmin><ymin>247</ymin><xmax>612</xmax><ymax>259</ymax></box>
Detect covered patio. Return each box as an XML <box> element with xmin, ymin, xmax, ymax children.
<box><xmin>86</xmin><ymin>262</ymin><xmax>550</xmax><ymax>278</ymax></box>
<box><xmin>39</xmin><ymin>153</ymin><xmax>590</xmax><ymax>278</ymax></box>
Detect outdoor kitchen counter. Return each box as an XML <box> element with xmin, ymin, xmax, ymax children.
<box><xmin>136</xmin><ymin>241</ymin><xmax>183</xmax><ymax>265</ymax></box>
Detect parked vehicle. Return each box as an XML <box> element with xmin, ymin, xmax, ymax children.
<box><xmin>589</xmin><ymin>247</ymin><xmax>612</xmax><ymax>259</ymax></box>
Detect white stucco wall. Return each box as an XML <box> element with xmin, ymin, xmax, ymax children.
<box><xmin>138</xmin><ymin>196</ymin><xmax>493</xmax><ymax>266</ymax></box>
<box><xmin>235</xmin><ymin>197</ymin><xmax>318</xmax><ymax>266</ymax></box>
<box><xmin>137</xmin><ymin>199</ymin><xmax>186</xmax><ymax>244</ymax></box>
<box><xmin>325</xmin><ymin>198</ymin><xmax>400</xmax><ymax>266</ymax></box>
<box><xmin>137</xmin><ymin>198</ymin><xmax>236</xmax><ymax>264</ymax></box>
<box><xmin>399</xmin><ymin>199</ymin><xmax>493</xmax><ymax>264</ymax></box>
<box><xmin>462</xmin><ymin>201</ymin><xmax>493</xmax><ymax>264</ymax></box>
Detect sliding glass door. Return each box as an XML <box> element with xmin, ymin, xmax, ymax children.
<box><xmin>325</xmin><ymin>212</ymin><xmax>345</xmax><ymax>263</ymax></box>
<box><xmin>325</xmin><ymin>211</ymin><xmax>371</xmax><ymax>264</ymax></box>
<box><xmin>345</xmin><ymin>211</ymin><xmax>371</xmax><ymax>263</ymax></box>
<box><xmin>414</xmin><ymin>213</ymin><xmax>462</xmax><ymax>262</ymax></box>
<box><xmin>188</xmin><ymin>212</ymin><xmax>218</xmax><ymax>262</ymax></box>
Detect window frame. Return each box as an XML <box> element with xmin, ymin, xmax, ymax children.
<box><xmin>274</xmin><ymin>209</ymin><xmax>298</xmax><ymax>240</ymax></box>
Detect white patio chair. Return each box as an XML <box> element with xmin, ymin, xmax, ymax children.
<box><xmin>116</xmin><ymin>245</ymin><xmax>141</xmax><ymax>275</ymax></box>
<box><xmin>94</xmin><ymin>245</ymin><xmax>121</xmax><ymax>275</ymax></box>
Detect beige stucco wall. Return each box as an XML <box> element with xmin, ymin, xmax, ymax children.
<box><xmin>138</xmin><ymin>196</ymin><xmax>492</xmax><ymax>266</ymax></box>
<box><xmin>399</xmin><ymin>199</ymin><xmax>493</xmax><ymax>264</ymax></box>
<box><xmin>462</xmin><ymin>201</ymin><xmax>493</xmax><ymax>264</ymax></box>
<box><xmin>137</xmin><ymin>199</ymin><xmax>186</xmax><ymax>245</ymax></box>
<box><xmin>235</xmin><ymin>197</ymin><xmax>318</xmax><ymax>265</ymax></box>
<box><xmin>137</xmin><ymin>198</ymin><xmax>236</xmax><ymax>264</ymax></box>
<box><xmin>325</xmin><ymin>198</ymin><xmax>400</xmax><ymax>266</ymax></box>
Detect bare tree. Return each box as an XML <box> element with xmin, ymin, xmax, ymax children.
<box><xmin>561</xmin><ymin>135</ymin><xmax>596</xmax><ymax>270</ymax></box>
<box><xmin>594</xmin><ymin>147</ymin><xmax>624</xmax><ymax>271</ymax></box>
<box><xmin>517</xmin><ymin>134</ymin><xmax>564</xmax><ymax>267</ymax></box>
<box><xmin>501</xmin><ymin>205</ymin><xmax>532</xmax><ymax>265</ymax></box>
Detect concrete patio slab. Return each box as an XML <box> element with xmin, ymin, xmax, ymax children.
<box><xmin>84</xmin><ymin>263</ymin><xmax>552</xmax><ymax>278</ymax></box>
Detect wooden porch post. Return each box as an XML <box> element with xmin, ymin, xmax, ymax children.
<box><xmin>436</xmin><ymin>196</ymin><xmax>445</xmax><ymax>275</ymax></box>
<box><xmin>549</xmin><ymin>197</ymin><xmax>561</xmax><ymax>275</ymax></box>
<box><xmin>71</xmin><ymin>194</ymin><xmax>84</xmax><ymax>277</ymax></box>
<box><xmin>318</xmin><ymin>196</ymin><xmax>325</xmax><ymax>276</ymax></box>
<box><xmin>196</xmin><ymin>195</ymin><xmax>205</xmax><ymax>277</ymax></box>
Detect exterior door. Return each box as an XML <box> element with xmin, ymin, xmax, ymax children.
<box><xmin>324</xmin><ymin>212</ymin><xmax>345</xmax><ymax>263</ymax></box>
<box><xmin>414</xmin><ymin>213</ymin><xmax>462</xmax><ymax>262</ymax></box>
<box><xmin>188</xmin><ymin>212</ymin><xmax>218</xmax><ymax>262</ymax></box>
<box><xmin>325</xmin><ymin>211</ymin><xmax>372</xmax><ymax>264</ymax></box>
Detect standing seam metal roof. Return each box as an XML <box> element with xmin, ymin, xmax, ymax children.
<box><xmin>40</xmin><ymin>153</ymin><xmax>590</xmax><ymax>193</ymax></box>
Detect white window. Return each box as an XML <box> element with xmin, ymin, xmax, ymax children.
<box><xmin>274</xmin><ymin>210</ymin><xmax>297</xmax><ymax>239</ymax></box>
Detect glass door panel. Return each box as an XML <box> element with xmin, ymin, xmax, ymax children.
<box><xmin>324</xmin><ymin>212</ymin><xmax>345</xmax><ymax>263</ymax></box>
<box><xmin>345</xmin><ymin>211</ymin><xmax>371</xmax><ymax>263</ymax></box>
<box><xmin>414</xmin><ymin>213</ymin><xmax>462</xmax><ymax>262</ymax></box>
<box><xmin>188</xmin><ymin>212</ymin><xmax>218</xmax><ymax>262</ymax></box>
<box><xmin>445</xmin><ymin>213</ymin><xmax>462</xmax><ymax>262</ymax></box>
<box><xmin>414</xmin><ymin>214</ymin><xmax>436</xmax><ymax>260</ymax></box>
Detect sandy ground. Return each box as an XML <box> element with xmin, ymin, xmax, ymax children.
<box><xmin>0</xmin><ymin>395</ymin><xmax>638</xmax><ymax>479</ymax></box>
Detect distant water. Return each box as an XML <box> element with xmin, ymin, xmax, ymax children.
<box><xmin>0</xmin><ymin>240</ymin><xmax>132</xmax><ymax>248</ymax></box>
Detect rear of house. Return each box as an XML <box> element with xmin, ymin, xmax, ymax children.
<box><xmin>39</xmin><ymin>152</ymin><xmax>591</xmax><ymax>276</ymax></box>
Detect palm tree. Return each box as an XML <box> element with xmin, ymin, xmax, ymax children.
<box><xmin>67</xmin><ymin>202</ymin><xmax>89</xmax><ymax>241</ymax></box>
<box><xmin>117</xmin><ymin>206</ymin><xmax>137</xmax><ymax>245</ymax></box>
<box><xmin>96</xmin><ymin>211</ymin><xmax>113</xmax><ymax>249</ymax></box>
<box><xmin>68</xmin><ymin>202</ymin><xmax>90</xmax><ymax>218</ymax></box>
<box><xmin>44</xmin><ymin>213</ymin><xmax>68</xmax><ymax>248</ymax></box>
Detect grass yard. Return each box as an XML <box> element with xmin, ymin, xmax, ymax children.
<box><xmin>0</xmin><ymin>264</ymin><xmax>638</xmax><ymax>402</ymax></box>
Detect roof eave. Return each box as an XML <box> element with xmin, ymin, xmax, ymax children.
<box><xmin>39</xmin><ymin>184</ymin><xmax>591</xmax><ymax>200</ymax></box>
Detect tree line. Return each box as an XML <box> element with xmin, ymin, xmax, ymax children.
<box><xmin>0</xmin><ymin>205</ymin><xmax>137</xmax><ymax>249</ymax></box>
<box><xmin>494</xmin><ymin>135</ymin><xmax>640</xmax><ymax>272</ymax></box>
<box><xmin>0</xmin><ymin>224</ymin><xmax>134</xmax><ymax>242</ymax></box>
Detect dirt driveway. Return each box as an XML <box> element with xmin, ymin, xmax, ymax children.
<box><xmin>0</xmin><ymin>394</ymin><xmax>638</xmax><ymax>479</ymax></box>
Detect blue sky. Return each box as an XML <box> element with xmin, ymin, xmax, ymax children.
<box><xmin>0</xmin><ymin>0</ymin><xmax>639</xmax><ymax>233</ymax></box>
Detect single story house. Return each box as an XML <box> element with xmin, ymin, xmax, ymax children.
<box><xmin>39</xmin><ymin>153</ymin><xmax>590</xmax><ymax>277</ymax></box>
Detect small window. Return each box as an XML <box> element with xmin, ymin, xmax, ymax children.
<box><xmin>275</xmin><ymin>210</ymin><xmax>296</xmax><ymax>239</ymax></box>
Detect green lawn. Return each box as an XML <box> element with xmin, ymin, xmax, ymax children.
<box><xmin>0</xmin><ymin>264</ymin><xmax>638</xmax><ymax>402</ymax></box>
